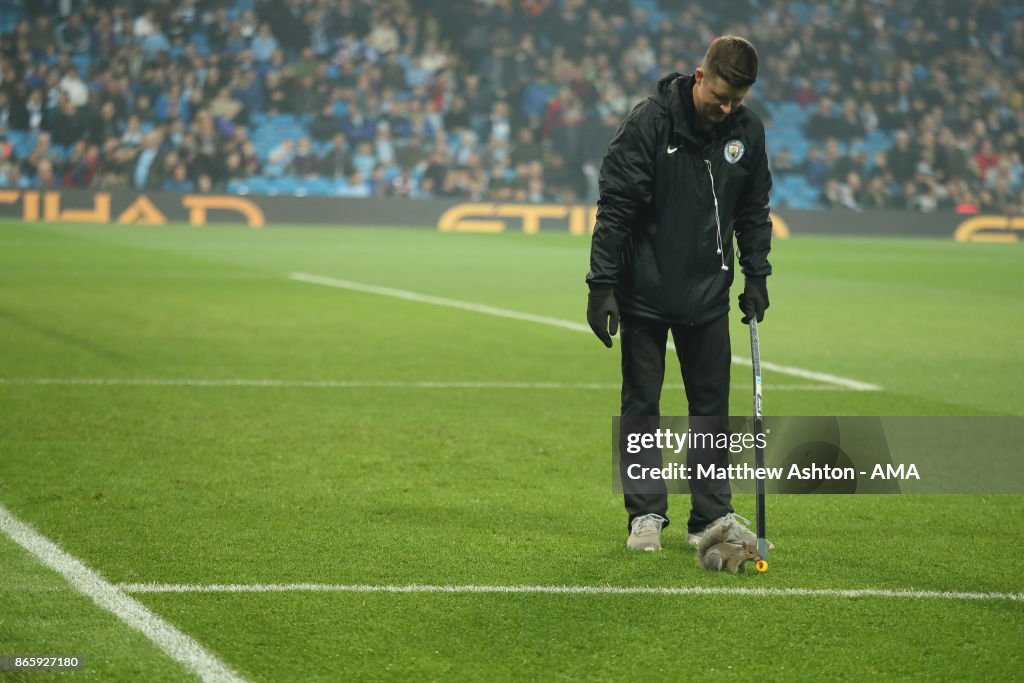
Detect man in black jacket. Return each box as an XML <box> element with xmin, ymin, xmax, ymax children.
<box><xmin>586</xmin><ymin>36</ymin><xmax>772</xmax><ymax>551</ymax></box>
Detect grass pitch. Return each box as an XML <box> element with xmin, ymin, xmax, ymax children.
<box><xmin>0</xmin><ymin>220</ymin><xmax>1022</xmax><ymax>681</ymax></box>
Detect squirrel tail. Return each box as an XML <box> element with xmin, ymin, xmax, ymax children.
<box><xmin>700</xmin><ymin>546</ymin><xmax>724</xmax><ymax>571</ymax></box>
<box><xmin>697</xmin><ymin>522</ymin><xmax>734</xmax><ymax>571</ymax></box>
<box><xmin>696</xmin><ymin>521</ymin><xmax>732</xmax><ymax>556</ymax></box>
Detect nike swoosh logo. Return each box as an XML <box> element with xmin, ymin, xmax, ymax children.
<box><xmin>667</xmin><ymin>146</ymin><xmax>679</xmax><ymax>154</ymax></box>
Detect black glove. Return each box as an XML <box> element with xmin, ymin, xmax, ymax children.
<box><xmin>587</xmin><ymin>288</ymin><xmax>619</xmax><ymax>348</ymax></box>
<box><xmin>738</xmin><ymin>277</ymin><xmax>769</xmax><ymax>324</ymax></box>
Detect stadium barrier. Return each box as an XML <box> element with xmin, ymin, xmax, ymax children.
<box><xmin>1</xmin><ymin>190</ymin><xmax>1020</xmax><ymax>242</ymax></box>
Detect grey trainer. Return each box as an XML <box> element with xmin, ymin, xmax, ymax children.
<box><xmin>685</xmin><ymin>530</ymin><xmax>705</xmax><ymax>547</ymax></box>
<box><xmin>626</xmin><ymin>514</ymin><xmax>667</xmax><ymax>551</ymax></box>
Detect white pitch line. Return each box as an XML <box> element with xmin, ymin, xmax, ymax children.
<box><xmin>115</xmin><ymin>582</ymin><xmax>1023</xmax><ymax>603</ymax></box>
<box><xmin>0</xmin><ymin>378</ymin><xmax>847</xmax><ymax>391</ymax></box>
<box><xmin>0</xmin><ymin>504</ymin><xmax>249</xmax><ymax>683</ymax></box>
<box><xmin>290</xmin><ymin>272</ymin><xmax>882</xmax><ymax>392</ymax></box>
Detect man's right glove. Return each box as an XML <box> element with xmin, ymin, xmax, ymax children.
<box><xmin>738</xmin><ymin>277</ymin><xmax>769</xmax><ymax>324</ymax></box>
<box><xmin>587</xmin><ymin>288</ymin><xmax>619</xmax><ymax>348</ymax></box>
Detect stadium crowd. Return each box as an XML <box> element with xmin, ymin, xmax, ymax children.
<box><xmin>0</xmin><ymin>0</ymin><xmax>1021</xmax><ymax>213</ymax></box>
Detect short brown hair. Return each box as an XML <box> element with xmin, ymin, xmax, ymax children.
<box><xmin>702</xmin><ymin>36</ymin><xmax>759</xmax><ymax>88</ymax></box>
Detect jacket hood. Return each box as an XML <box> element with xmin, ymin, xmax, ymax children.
<box><xmin>656</xmin><ymin>71</ymin><xmax>686</xmax><ymax>97</ymax></box>
<box><xmin>653</xmin><ymin>71</ymin><xmax>740</xmax><ymax>146</ymax></box>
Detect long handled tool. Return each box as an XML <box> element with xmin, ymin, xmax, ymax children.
<box><xmin>749</xmin><ymin>318</ymin><xmax>769</xmax><ymax>571</ymax></box>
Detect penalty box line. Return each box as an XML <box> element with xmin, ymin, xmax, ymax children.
<box><xmin>0</xmin><ymin>503</ymin><xmax>250</xmax><ymax>683</ymax></box>
<box><xmin>115</xmin><ymin>582</ymin><xmax>1023</xmax><ymax>603</ymax></box>
<box><xmin>289</xmin><ymin>272</ymin><xmax>882</xmax><ymax>392</ymax></box>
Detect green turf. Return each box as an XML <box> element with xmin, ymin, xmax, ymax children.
<box><xmin>0</xmin><ymin>220</ymin><xmax>1022</xmax><ymax>681</ymax></box>
<box><xmin>0</xmin><ymin>532</ymin><xmax>191</xmax><ymax>682</ymax></box>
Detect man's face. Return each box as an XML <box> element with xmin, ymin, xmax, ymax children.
<box><xmin>694</xmin><ymin>68</ymin><xmax>749</xmax><ymax>125</ymax></box>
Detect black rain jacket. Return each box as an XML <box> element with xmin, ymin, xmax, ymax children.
<box><xmin>587</xmin><ymin>72</ymin><xmax>772</xmax><ymax>325</ymax></box>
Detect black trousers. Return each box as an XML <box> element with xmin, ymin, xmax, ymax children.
<box><xmin>619</xmin><ymin>312</ymin><xmax>733</xmax><ymax>534</ymax></box>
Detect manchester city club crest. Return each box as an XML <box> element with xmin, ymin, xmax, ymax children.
<box><xmin>724</xmin><ymin>139</ymin><xmax>745</xmax><ymax>164</ymax></box>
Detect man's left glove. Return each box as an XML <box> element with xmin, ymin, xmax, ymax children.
<box><xmin>738</xmin><ymin>277</ymin><xmax>769</xmax><ymax>324</ymax></box>
<box><xmin>587</xmin><ymin>288</ymin><xmax>619</xmax><ymax>348</ymax></box>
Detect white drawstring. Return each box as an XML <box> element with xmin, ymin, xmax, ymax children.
<box><xmin>704</xmin><ymin>159</ymin><xmax>729</xmax><ymax>272</ymax></box>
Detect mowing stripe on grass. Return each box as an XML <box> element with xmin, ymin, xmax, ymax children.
<box><xmin>116</xmin><ymin>582</ymin><xmax>1023</xmax><ymax>603</ymax></box>
<box><xmin>0</xmin><ymin>378</ymin><xmax>848</xmax><ymax>391</ymax></box>
<box><xmin>290</xmin><ymin>272</ymin><xmax>883</xmax><ymax>392</ymax></box>
<box><xmin>0</xmin><ymin>504</ymin><xmax>249</xmax><ymax>683</ymax></box>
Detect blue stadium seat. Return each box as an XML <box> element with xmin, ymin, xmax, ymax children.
<box><xmin>275</xmin><ymin>176</ymin><xmax>301</xmax><ymax>194</ymax></box>
<box><xmin>269</xmin><ymin>114</ymin><xmax>299</xmax><ymax>128</ymax></box>
<box><xmin>303</xmin><ymin>177</ymin><xmax>333</xmax><ymax>196</ymax></box>
<box><xmin>246</xmin><ymin>177</ymin><xmax>272</xmax><ymax>194</ymax></box>
<box><xmin>328</xmin><ymin>178</ymin><xmax>350</xmax><ymax>196</ymax></box>
<box><xmin>71</xmin><ymin>54</ymin><xmax>92</xmax><ymax>75</ymax></box>
<box><xmin>7</xmin><ymin>130</ymin><xmax>36</xmax><ymax>158</ymax></box>
<box><xmin>0</xmin><ymin>0</ymin><xmax>24</xmax><ymax>34</ymax></box>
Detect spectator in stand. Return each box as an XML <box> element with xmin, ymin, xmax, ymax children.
<box><xmin>823</xmin><ymin>176</ymin><xmax>858</xmax><ymax>210</ymax></box>
<box><xmin>805</xmin><ymin>98</ymin><xmax>844</xmax><ymax>141</ymax></box>
<box><xmin>322</xmin><ymin>133</ymin><xmax>355</xmax><ymax>179</ymax></box>
<box><xmin>32</xmin><ymin>159</ymin><xmax>58</xmax><ymax>189</ymax></box>
<box><xmin>17</xmin><ymin>90</ymin><xmax>46</xmax><ymax>132</ymax></box>
<box><xmin>57</xmin><ymin>13</ymin><xmax>91</xmax><ymax>54</ymax></box>
<box><xmin>804</xmin><ymin>147</ymin><xmax>829</xmax><ymax>189</ymax></box>
<box><xmin>288</xmin><ymin>138</ymin><xmax>320</xmax><ymax>177</ymax></box>
<box><xmin>155</xmin><ymin>84</ymin><xmax>189</xmax><ymax>124</ymax></box>
<box><xmin>91</xmin><ymin>101</ymin><xmax>121</xmax><ymax>146</ymax></box>
<box><xmin>974</xmin><ymin>140</ymin><xmax>1000</xmax><ymax>181</ymax></box>
<box><xmin>0</xmin><ymin>136</ymin><xmax>18</xmax><ymax>186</ymax></box>
<box><xmin>209</xmin><ymin>87</ymin><xmax>243</xmax><ymax>125</ymax></box>
<box><xmin>0</xmin><ymin>92</ymin><xmax>13</xmax><ymax>129</ymax></box>
<box><xmin>97</xmin><ymin>138</ymin><xmax>133</xmax><ymax>189</ymax></box>
<box><xmin>771</xmin><ymin>148</ymin><xmax>799</xmax><ymax>176</ymax></box>
<box><xmin>63</xmin><ymin>143</ymin><xmax>100</xmax><ymax>188</ymax></box>
<box><xmin>58</xmin><ymin>66</ymin><xmax>88</xmax><ymax>107</ymax></box>
<box><xmin>121</xmin><ymin>115</ymin><xmax>143</xmax><ymax>147</ymax></box>
<box><xmin>442</xmin><ymin>95</ymin><xmax>471</xmax><ymax>134</ymax></box>
<box><xmin>860</xmin><ymin>176</ymin><xmax>894</xmax><ymax>209</ymax></box>
<box><xmin>134</xmin><ymin>94</ymin><xmax>156</xmax><ymax>125</ymax></box>
<box><xmin>0</xmin><ymin>0</ymin><xmax>1018</xmax><ymax>211</ymax></box>
<box><xmin>265</xmin><ymin>139</ymin><xmax>295</xmax><ymax>177</ymax></box>
<box><xmin>138</xmin><ymin>15</ymin><xmax>171</xmax><ymax>56</ymax></box>
<box><xmin>837</xmin><ymin>99</ymin><xmax>866</xmax><ymax>141</ymax></box>
<box><xmin>232</xmin><ymin>70</ymin><xmax>262</xmax><ymax>113</ymax></box>
<box><xmin>251</xmin><ymin>24</ymin><xmax>279</xmax><ymax>64</ymax></box>
<box><xmin>485</xmin><ymin>101</ymin><xmax>513</xmax><ymax>146</ymax></box>
<box><xmin>49</xmin><ymin>94</ymin><xmax>84</xmax><ymax>146</ymax></box>
<box><xmin>163</xmin><ymin>163</ymin><xmax>194</xmax><ymax>192</ymax></box>
<box><xmin>133</xmin><ymin>131</ymin><xmax>165</xmax><ymax>190</ymax></box>
<box><xmin>219</xmin><ymin>151</ymin><xmax>245</xmax><ymax>188</ymax></box>
<box><xmin>510</xmin><ymin>127</ymin><xmax>543</xmax><ymax>167</ymax></box>
<box><xmin>374</xmin><ymin>122</ymin><xmax>396</xmax><ymax>166</ymax></box>
<box><xmin>352</xmin><ymin>141</ymin><xmax>378</xmax><ymax>177</ymax></box>
<box><xmin>825</xmin><ymin>138</ymin><xmax>855</xmax><ymax>182</ymax></box>
<box><xmin>311</xmin><ymin>102</ymin><xmax>341</xmax><ymax>142</ymax></box>
<box><xmin>342</xmin><ymin>104</ymin><xmax>376</xmax><ymax>142</ymax></box>
<box><xmin>889</xmin><ymin>131</ymin><xmax>919</xmax><ymax>184</ymax></box>
<box><xmin>869</xmin><ymin>150</ymin><xmax>891</xmax><ymax>181</ymax></box>
<box><xmin>239</xmin><ymin>140</ymin><xmax>262</xmax><ymax>176</ymax></box>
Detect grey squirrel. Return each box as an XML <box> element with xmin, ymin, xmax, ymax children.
<box><xmin>697</xmin><ymin>521</ymin><xmax>762</xmax><ymax>573</ymax></box>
